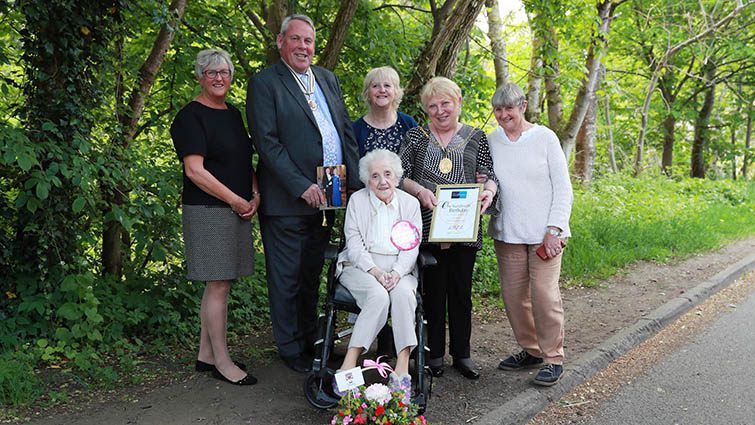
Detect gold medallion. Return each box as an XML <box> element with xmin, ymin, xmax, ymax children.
<box><xmin>308</xmin><ymin>98</ymin><xmax>318</xmax><ymax>111</ymax></box>
<box><xmin>439</xmin><ymin>157</ymin><xmax>453</xmax><ymax>174</ymax></box>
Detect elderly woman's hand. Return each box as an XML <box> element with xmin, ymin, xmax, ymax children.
<box><xmin>239</xmin><ymin>193</ymin><xmax>260</xmax><ymax>219</ymax></box>
<box><xmin>542</xmin><ymin>228</ymin><xmax>564</xmax><ymax>259</ymax></box>
<box><xmin>383</xmin><ymin>270</ymin><xmax>401</xmax><ymax>292</ymax></box>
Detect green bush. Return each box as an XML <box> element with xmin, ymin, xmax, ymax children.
<box><xmin>0</xmin><ymin>351</ymin><xmax>40</xmax><ymax>407</ymax></box>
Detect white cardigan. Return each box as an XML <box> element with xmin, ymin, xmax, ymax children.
<box><xmin>336</xmin><ymin>188</ymin><xmax>422</xmax><ymax>277</ymax></box>
<box><xmin>487</xmin><ymin>124</ymin><xmax>573</xmax><ymax>244</ymax></box>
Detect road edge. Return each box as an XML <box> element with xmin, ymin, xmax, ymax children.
<box><xmin>475</xmin><ymin>252</ymin><xmax>755</xmax><ymax>425</ymax></box>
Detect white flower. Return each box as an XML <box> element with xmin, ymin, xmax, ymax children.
<box><xmin>364</xmin><ymin>383</ymin><xmax>392</xmax><ymax>405</ymax></box>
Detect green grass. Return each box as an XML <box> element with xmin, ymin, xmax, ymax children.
<box><xmin>474</xmin><ymin>175</ymin><xmax>755</xmax><ymax>295</ymax></box>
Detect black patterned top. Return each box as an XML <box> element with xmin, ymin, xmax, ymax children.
<box><xmin>399</xmin><ymin>123</ymin><xmax>497</xmax><ymax>249</ymax></box>
<box><xmin>352</xmin><ymin>111</ymin><xmax>418</xmax><ymax>156</ymax></box>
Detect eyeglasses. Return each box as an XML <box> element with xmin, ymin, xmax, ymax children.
<box><xmin>203</xmin><ymin>69</ymin><xmax>231</xmax><ymax>79</ymax></box>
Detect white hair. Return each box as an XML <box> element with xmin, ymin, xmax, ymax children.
<box><xmin>358</xmin><ymin>149</ymin><xmax>404</xmax><ymax>186</ymax></box>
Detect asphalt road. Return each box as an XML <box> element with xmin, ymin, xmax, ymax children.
<box><xmin>591</xmin><ymin>290</ymin><xmax>755</xmax><ymax>425</ymax></box>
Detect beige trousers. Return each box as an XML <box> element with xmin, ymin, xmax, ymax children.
<box><xmin>340</xmin><ymin>253</ymin><xmax>418</xmax><ymax>354</ymax></box>
<box><xmin>495</xmin><ymin>241</ymin><xmax>565</xmax><ymax>364</ymax></box>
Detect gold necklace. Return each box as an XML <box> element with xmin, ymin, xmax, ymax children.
<box><xmin>419</xmin><ymin>125</ymin><xmax>472</xmax><ymax>174</ymax></box>
<box><xmin>286</xmin><ymin>64</ymin><xmax>318</xmax><ymax>111</ymax></box>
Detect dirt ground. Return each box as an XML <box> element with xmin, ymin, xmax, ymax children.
<box><xmin>12</xmin><ymin>237</ymin><xmax>755</xmax><ymax>425</ymax></box>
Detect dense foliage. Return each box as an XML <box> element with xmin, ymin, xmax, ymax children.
<box><xmin>0</xmin><ymin>0</ymin><xmax>752</xmax><ymax>413</ymax></box>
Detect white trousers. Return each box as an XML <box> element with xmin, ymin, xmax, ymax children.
<box><xmin>340</xmin><ymin>253</ymin><xmax>417</xmax><ymax>354</ymax></box>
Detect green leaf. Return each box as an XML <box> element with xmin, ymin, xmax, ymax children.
<box><xmin>37</xmin><ymin>338</ymin><xmax>49</xmax><ymax>348</ymax></box>
<box><xmin>72</xmin><ymin>197</ymin><xmax>86</xmax><ymax>213</ymax></box>
<box><xmin>35</xmin><ymin>181</ymin><xmax>50</xmax><ymax>199</ymax></box>
<box><xmin>58</xmin><ymin>302</ymin><xmax>83</xmax><ymax>320</ymax></box>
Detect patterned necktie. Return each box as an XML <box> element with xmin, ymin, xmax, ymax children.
<box><xmin>301</xmin><ymin>72</ymin><xmax>339</xmax><ymax>166</ymax></box>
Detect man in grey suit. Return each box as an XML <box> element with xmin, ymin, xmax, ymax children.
<box><xmin>246</xmin><ymin>14</ymin><xmax>360</xmax><ymax>373</ymax></box>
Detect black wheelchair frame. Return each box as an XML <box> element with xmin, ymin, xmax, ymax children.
<box><xmin>303</xmin><ymin>242</ymin><xmax>437</xmax><ymax>411</ymax></box>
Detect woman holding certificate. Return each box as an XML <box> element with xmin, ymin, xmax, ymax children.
<box><xmin>487</xmin><ymin>83</ymin><xmax>573</xmax><ymax>387</ymax></box>
<box><xmin>399</xmin><ymin>77</ymin><xmax>498</xmax><ymax>380</ymax></box>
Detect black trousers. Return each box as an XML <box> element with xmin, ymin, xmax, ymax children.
<box><xmin>422</xmin><ymin>244</ymin><xmax>477</xmax><ymax>360</ymax></box>
<box><xmin>259</xmin><ymin>212</ymin><xmax>331</xmax><ymax>358</ymax></box>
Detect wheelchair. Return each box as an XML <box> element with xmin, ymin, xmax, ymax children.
<box><xmin>303</xmin><ymin>241</ymin><xmax>436</xmax><ymax>411</ymax></box>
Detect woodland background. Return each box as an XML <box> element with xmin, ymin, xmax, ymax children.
<box><xmin>0</xmin><ymin>0</ymin><xmax>753</xmax><ymax>410</ymax></box>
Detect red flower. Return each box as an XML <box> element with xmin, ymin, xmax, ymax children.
<box><xmin>399</xmin><ymin>401</ymin><xmax>405</xmax><ymax>408</ymax></box>
<box><xmin>375</xmin><ymin>406</ymin><xmax>385</xmax><ymax>416</ymax></box>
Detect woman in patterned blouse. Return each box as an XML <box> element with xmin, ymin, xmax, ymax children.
<box><xmin>399</xmin><ymin>77</ymin><xmax>498</xmax><ymax>380</ymax></box>
<box><xmin>352</xmin><ymin>66</ymin><xmax>418</xmax><ymax>157</ymax></box>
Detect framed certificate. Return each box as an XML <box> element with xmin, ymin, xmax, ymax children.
<box><xmin>428</xmin><ymin>184</ymin><xmax>483</xmax><ymax>242</ymax></box>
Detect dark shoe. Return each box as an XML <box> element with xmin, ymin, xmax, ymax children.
<box><xmin>211</xmin><ymin>368</ymin><xmax>257</xmax><ymax>385</ymax></box>
<box><xmin>281</xmin><ymin>355</ymin><xmax>312</xmax><ymax>374</ymax></box>
<box><xmin>428</xmin><ymin>364</ymin><xmax>444</xmax><ymax>377</ymax></box>
<box><xmin>533</xmin><ymin>363</ymin><xmax>563</xmax><ymax>386</ymax></box>
<box><xmin>452</xmin><ymin>362</ymin><xmax>480</xmax><ymax>380</ymax></box>
<box><xmin>195</xmin><ymin>359</ymin><xmax>247</xmax><ymax>372</ymax></box>
<box><xmin>498</xmin><ymin>350</ymin><xmax>544</xmax><ymax>371</ymax></box>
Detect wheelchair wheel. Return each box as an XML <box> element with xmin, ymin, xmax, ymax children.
<box><xmin>303</xmin><ymin>371</ymin><xmax>340</xmax><ymax>409</ymax></box>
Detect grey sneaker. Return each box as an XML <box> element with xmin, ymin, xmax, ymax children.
<box><xmin>533</xmin><ymin>363</ymin><xmax>563</xmax><ymax>386</ymax></box>
<box><xmin>498</xmin><ymin>350</ymin><xmax>544</xmax><ymax>371</ymax></box>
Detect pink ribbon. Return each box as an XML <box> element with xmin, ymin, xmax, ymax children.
<box><xmin>361</xmin><ymin>356</ymin><xmax>394</xmax><ymax>378</ymax></box>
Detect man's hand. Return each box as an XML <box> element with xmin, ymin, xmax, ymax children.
<box><xmin>301</xmin><ymin>183</ymin><xmax>326</xmax><ymax>208</ymax></box>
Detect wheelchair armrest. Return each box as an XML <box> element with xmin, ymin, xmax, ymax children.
<box><xmin>324</xmin><ymin>244</ymin><xmax>339</xmax><ymax>261</ymax></box>
<box><xmin>418</xmin><ymin>249</ymin><xmax>437</xmax><ymax>269</ymax></box>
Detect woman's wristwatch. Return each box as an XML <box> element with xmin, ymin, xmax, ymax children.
<box><xmin>546</xmin><ymin>227</ymin><xmax>562</xmax><ymax>237</ymax></box>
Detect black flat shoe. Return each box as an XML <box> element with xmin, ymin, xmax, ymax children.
<box><xmin>453</xmin><ymin>362</ymin><xmax>480</xmax><ymax>380</ymax></box>
<box><xmin>195</xmin><ymin>359</ymin><xmax>247</xmax><ymax>372</ymax></box>
<box><xmin>429</xmin><ymin>364</ymin><xmax>444</xmax><ymax>377</ymax></box>
<box><xmin>211</xmin><ymin>368</ymin><xmax>257</xmax><ymax>385</ymax></box>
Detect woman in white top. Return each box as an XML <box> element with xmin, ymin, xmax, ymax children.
<box><xmin>333</xmin><ymin>149</ymin><xmax>422</xmax><ymax>401</ymax></box>
<box><xmin>487</xmin><ymin>83</ymin><xmax>573</xmax><ymax>387</ymax></box>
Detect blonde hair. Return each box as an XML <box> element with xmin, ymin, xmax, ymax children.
<box><xmin>420</xmin><ymin>76</ymin><xmax>462</xmax><ymax>112</ymax></box>
<box><xmin>361</xmin><ymin>66</ymin><xmax>403</xmax><ymax>110</ymax></box>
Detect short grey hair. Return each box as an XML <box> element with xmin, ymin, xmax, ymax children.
<box><xmin>491</xmin><ymin>83</ymin><xmax>526</xmax><ymax>108</ymax></box>
<box><xmin>280</xmin><ymin>14</ymin><xmax>316</xmax><ymax>38</ymax></box>
<box><xmin>195</xmin><ymin>49</ymin><xmax>234</xmax><ymax>79</ymax></box>
<box><xmin>359</xmin><ymin>149</ymin><xmax>404</xmax><ymax>187</ymax></box>
<box><xmin>361</xmin><ymin>66</ymin><xmax>404</xmax><ymax>110</ymax></box>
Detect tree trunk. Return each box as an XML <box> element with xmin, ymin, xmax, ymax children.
<box><xmin>603</xmin><ymin>87</ymin><xmax>618</xmax><ymax>173</ymax></box>
<box><xmin>573</xmin><ymin>82</ymin><xmax>599</xmax><ymax>184</ymax></box>
<box><xmin>317</xmin><ymin>0</ymin><xmax>359</xmax><ymax>71</ymax></box>
<box><xmin>661</xmin><ymin>114</ymin><xmax>677</xmax><ymax>176</ymax></box>
<box><xmin>731</xmin><ymin>126</ymin><xmax>737</xmax><ymax>180</ymax></box>
<box><xmin>743</xmin><ymin>113</ymin><xmax>752</xmax><ymax>179</ymax></box>
<box><xmin>404</xmin><ymin>0</ymin><xmax>485</xmax><ymax>116</ymax></box>
<box><xmin>485</xmin><ymin>0</ymin><xmax>509</xmax><ymax>87</ymax></box>
<box><xmin>103</xmin><ymin>0</ymin><xmax>188</xmax><ymax>277</ymax></box>
<box><xmin>543</xmin><ymin>28</ymin><xmax>563</xmax><ymax>131</ymax></box>
<box><xmin>436</xmin><ymin>0</ymin><xmax>486</xmax><ymax>77</ymax></box>
<box><xmin>525</xmin><ymin>26</ymin><xmax>544</xmax><ymax>123</ymax></box>
<box><xmin>690</xmin><ymin>62</ymin><xmax>716</xmax><ymax>178</ymax></box>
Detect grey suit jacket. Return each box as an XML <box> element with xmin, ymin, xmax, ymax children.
<box><xmin>246</xmin><ymin>61</ymin><xmax>360</xmax><ymax>216</ymax></box>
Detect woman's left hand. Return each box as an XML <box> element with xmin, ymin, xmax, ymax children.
<box><xmin>543</xmin><ymin>230</ymin><xmax>564</xmax><ymax>259</ymax></box>
<box><xmin>383</xmin><ymin>270</ymin><xmax>401</xmax><ymax>292</ymax></box>
<box><xmin>479</xmin><ymin>189</ymin><xmax>494</xmax><ymax>214</ymax></box>
<box><xmin>240</xmin><ymin>193</ymin><xmax>260</xmax><ymax>219</ymax></box>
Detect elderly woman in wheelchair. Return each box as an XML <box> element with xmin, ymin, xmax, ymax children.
<box><xmin>332</xmin><ymin>148</ymin><xmax>422</xmax><ymax>399</ymax></box>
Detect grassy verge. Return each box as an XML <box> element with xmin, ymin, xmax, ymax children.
<box><xmin>474</xmin><ymin>175</ymin><xmax>755</xmax><ymax>297</ymax></box>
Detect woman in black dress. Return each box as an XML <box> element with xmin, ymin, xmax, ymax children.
<box><xmin>170</xmin><ymin>49</ymin><xmax>259</xmax><ymax>385</ymax></box>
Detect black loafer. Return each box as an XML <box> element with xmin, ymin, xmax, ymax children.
<box><xmin>195</xmin><ymin>359</ymin><xmax>247</xmax><ymax>372</ymax></box>
<box><xmin>453</xmin><ymin>362</ymin><xmax>480</xmax><ymax>380</ymax></box>
<box><xmin>211</xmin><ymin>368</ymin><xmax>257</xmax><ymax>385</ymax></box>
<box><xmin>429</xmin><ymin>364</ymin><xmax>444</xmax><ymax>377</ymax></box>
<box><xmin>281</xmin><ymin>355</ymin><xmax>312</xmax><ymax>374</ymax></box>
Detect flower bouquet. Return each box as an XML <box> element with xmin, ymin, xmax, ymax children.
<box><xmin>330</xmin><ymin>382</ymin><xmax>426</xmax><ymax>425</ymax></box>
<box><xmin>330</xmin><ymin>357</ymin><xmax>426</xmax><ymax>425</ymax></box>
